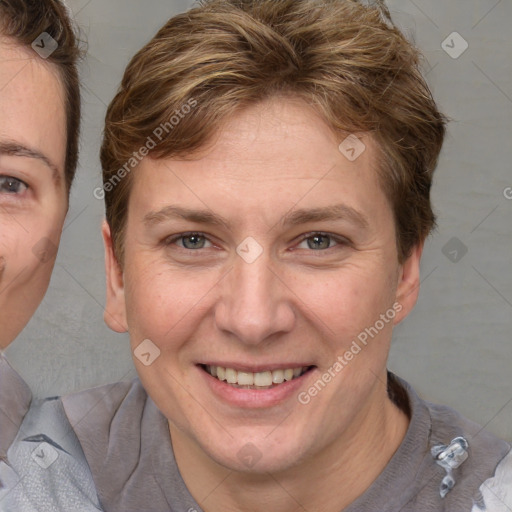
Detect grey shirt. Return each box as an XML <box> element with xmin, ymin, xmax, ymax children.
<box><xmin>1</xmin><ymin>354</ymin><xmax>512</xmax><ymax>511</ymax></box>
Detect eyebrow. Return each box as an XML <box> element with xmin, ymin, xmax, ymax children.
<box><xmin>0</xmin><ymin>140</ymin><xmax>61</xmax><ymax>184</ymax></box>
<box><xmin>280</xmin><ymin>204</ymin><xmax>369</xmax><ymax>230</ymax></box>
<box><xmin>144</xmin><ymin>206</ymin><xmax>231</xmax><ymax>229</ymax></box>
<box><xmin>143</xmin><ymin>203</ymin><xmax>369</xmax><ymax>231</ymax></box>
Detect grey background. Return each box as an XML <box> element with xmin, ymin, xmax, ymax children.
<box><xmin>4</xmin><ymin>1</ymin><xmax>512</xmax><ymax>440</ymax></box>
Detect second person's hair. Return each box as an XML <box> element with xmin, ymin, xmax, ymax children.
<box><xmin>0</xmin><ymin>0</ymin><xmax>81</xmax><ymax>193</ymax></box>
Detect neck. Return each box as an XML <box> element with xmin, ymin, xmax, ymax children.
<box><xmin>170</xmin><ymin>377</ymin><xmax>409</xmax><ymax>512</ymax></box>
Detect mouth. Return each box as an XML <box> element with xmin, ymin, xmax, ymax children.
<box><xmin>200</xmin><ymin>364</ymin><xmax>315</xmax><ymax>390</ymax></box>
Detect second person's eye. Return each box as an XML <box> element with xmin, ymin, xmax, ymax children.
<box><xmin>0</xmin><ymin>176</ymin><xmax>28</xmax><ymax>195</ymax></box>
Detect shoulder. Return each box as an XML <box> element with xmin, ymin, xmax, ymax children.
<box><xmin>61</xmin><ymin>377</ymin><xmax>148</xmax><ymax>451</ymax></box>
<box><xmin>428</xmin><ymin>398</ymin><xmax>512</xmax><ymax>510</ymax></box>
<box><xmin>393</xmin><ymin>375</ymin><xmax>512</xmax><ymax>511</ymax></box>
<box><xmin>62</xmin><ymin>377</ymin><xmax>146</xmax><ymax>426</ymax></box>
<box><xmin>61</xmin><ymin>378</ymin><xmax>151</xmax><ymax>490</ymax></box>
<box><xmin>471</xmin><ymin>450</ymin><xmax>512</xmax><ymax>511</ymax></box>
<box><xmin>0</xmin><ymin>391</ymin><xmax>103</xmax><ymax>510</ymax></box>
<box><xmin>1</xmin><ymin>377</ymin><xmax>147</xmax><ymax>511</ymax></box>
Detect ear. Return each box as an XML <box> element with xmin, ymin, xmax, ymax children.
<box><xmin>102</xmin><ymin>220</ymin><xmax>128</xmax><ymax>333</ymax></box>
<box><xmin>393</xmin><ymin>243</ymin><xmax>423</xmax><ymax>325</ymax></box>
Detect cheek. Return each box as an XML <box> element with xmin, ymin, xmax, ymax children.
<box><xmin>0</xmin><ymin>189</ymin><xmax>65</xmax><ymax>337</ymax></box>
<box><xmin>0</xmin><ymin>226</ymin><xmax>44</xmax><ymax>278</ymax></box>
<box><xmin>0</xmin><ymin>230</ymin><xmax>58</xmax><ymax>344</ymax></box>
<box><xmin>290</xmin><ymin>264</ymin><xmax>398</xmax><ymax>334</ymax></box>
<box><xmin>123</xmin><ymin>257</ymin><xmax>208</xmax><ymax>345</ymax></box>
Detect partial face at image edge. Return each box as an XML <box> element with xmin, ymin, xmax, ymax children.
<box><xmin>0</xmin><ymin>39</ymin><xmax>68</xmax><ymax>349</ymax></box>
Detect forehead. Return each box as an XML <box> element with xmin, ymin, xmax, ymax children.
<box><xmin>129</xmin><ymin>97</ymin><xmax>392</xmax><ymax>232</ymax></box>
<box><xmin>176</xmin><ymin>97</ymin><xmax>368</xmax><ymax>179</ymax></box>
<box><xmin>0</xmin><ymin>38</ymin><xmax>67</xmax><ymax>176</ymax></box>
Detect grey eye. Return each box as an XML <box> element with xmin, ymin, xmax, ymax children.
<box><xmin>0</xmin><ymin>176</ymin><xmax>28</xmax><ymax>194</ymax></box>
<box><xmin>181</xmin><ymin>234</ymin><xmax>207</xmax><ymax>249</ymax></box>
<box><xmin>306</xmin><ymin>234</ymin><xmax>332</xmax><ymax>250</ymax></box>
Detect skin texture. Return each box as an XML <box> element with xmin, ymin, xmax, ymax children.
<box><xmin>0</xmin><ymin>38</ymin><xmax>67</xmax><ymax>349</ymax></box>
<box><xmin>104</xmin><ymin>97</ymin><xmax>422</xmax><ymax>512</ymax></box>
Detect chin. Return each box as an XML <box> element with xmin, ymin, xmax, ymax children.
<box><xmin>200</xmin><ymin>433</ymin><xmax>308</xmax><ymax>474</ymax></box>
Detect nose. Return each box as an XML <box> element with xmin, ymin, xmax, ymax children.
<box><xmin>214</xmin><ymin>252</ymin><xmax>295</xmax><ymax>346</ymax></box>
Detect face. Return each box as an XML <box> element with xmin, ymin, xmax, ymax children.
<box><xmin>104</xmin><ymin>97</ymin><xmax>421</xmax><ymax>473</ymax></box>
<box><xmin>0</xmin><ymin>38</ymin><xmax>68</xmax><ymax>349</ymax></box>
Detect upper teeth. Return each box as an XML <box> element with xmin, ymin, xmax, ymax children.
<box><xmin>206</xmin><ymin>365</ymin><xmax>306</xmax><ymax>387</ymax></box>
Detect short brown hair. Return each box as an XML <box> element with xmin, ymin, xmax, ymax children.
<box><xmin>0</xmin><ymin>0</ymin><xmax>82</xmax><ymax>193</ymax></box>
<box><xmin>101</xmin><ymin>0</ymin><xmax>446</xmax><ymax>264</ymax></box>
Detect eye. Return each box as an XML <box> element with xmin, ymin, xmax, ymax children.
<box><xmin>167</xmin><ymin>233</ymin><xmax>213</xmax><ymax>250</ymax></box>
<box><xmin>296</xmin><ymin>232</ymin><xmax>347</xmax><ymax>251</ymax></box>
<box><xmin>0</xmin><ymin>176</ymin><xmax>28</xmax><ymax>195</ymax></box>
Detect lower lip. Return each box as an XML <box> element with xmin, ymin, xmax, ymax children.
<box><xmin>198</xmin><ymin>365</ymin><xmax>315</xmax><ymax>408</ymax></box>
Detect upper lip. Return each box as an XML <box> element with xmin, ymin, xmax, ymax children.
<box><xmin>199</xmin><ymin>362</ymin><xmax>315</xmax><ymax>373</ymax></box>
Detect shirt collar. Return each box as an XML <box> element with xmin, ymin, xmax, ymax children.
<box><xmin>0</xmin><ymin>353</ymin><xmax>32</xmax><ymax>460</ymax></box>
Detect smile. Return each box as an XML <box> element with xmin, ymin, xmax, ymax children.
<box><xmin>201</xmin><ymin>364</ymin><xmax>312</xmax><ymax>389</ymax></box>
